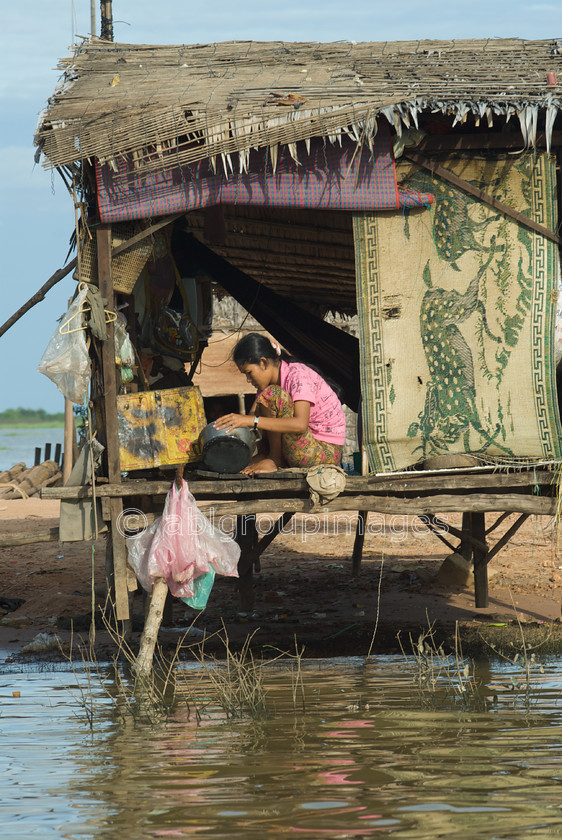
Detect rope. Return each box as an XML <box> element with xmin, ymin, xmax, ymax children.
<box><xmin>0</xmin><ymin>483</ymin><xmax>30</xmax><ymax>499</ymax></box>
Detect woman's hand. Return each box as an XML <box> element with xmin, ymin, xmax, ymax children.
<box><xmin>213</xmin><ymin>413</ymin><xmax>253</xmax><ymax>432</ymax></box>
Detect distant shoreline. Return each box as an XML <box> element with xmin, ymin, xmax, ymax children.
<box><xmin>0</xmin><ymin>422</ymin><xmax>65</xmax><ymax>430</ymax></box>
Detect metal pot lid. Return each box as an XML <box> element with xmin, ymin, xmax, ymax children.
<box><xmin>201</xmin><ymin>435</ymin><xmax>252</xmax><ymax>474</ymax></box>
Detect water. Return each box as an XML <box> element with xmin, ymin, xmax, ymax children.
<box><xmin>2</xmin><ymin>656</ymin><xmax>562</xmax><ymax>839</ymax></box>
<box><xmin>0</xmin><ymin>426</ymin><xmax>65</xmax><ymax>472</ymax></box>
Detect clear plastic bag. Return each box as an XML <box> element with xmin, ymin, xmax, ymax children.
<box><xmin>114</xmin><ymin>312</ymin><xmax>136</xmax><ymax>367</ymax></box>
<box><xmin>37</xmin><ymin>286</ymin><xmax>90</xmax><ymax>404</ymax></box>
<box><xmin>126</xmin><ymin>479</ymin><xmax>239</xmax><ymax>598</ymax></box>
<box><xmin>126</xmin><ymin>518</ymin><xmax>161</xmax><ymax>593</ymax></box>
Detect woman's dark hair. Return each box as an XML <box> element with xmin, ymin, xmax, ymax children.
<box><xmin>233</xmin><ymin>333</ymin><xmax>292</xmax><ymax>366</ymax></box>
<box><xmin>233</xmin><ymin>332</ymin><xmax>342</xmax><ymax>401</ymax></box>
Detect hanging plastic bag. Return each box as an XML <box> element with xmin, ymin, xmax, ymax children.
<box><xmin>126</xmin><ymin>479</ymin><xmax>239</xmax><ymax>599</ymax></box>
<box><xmin>37</xmin><ymin>286</ymin><xmax>90</xmax><ymax>404</ymax></box>
<box><xmin>181</xmin><ymin>568</ymin><xmax>216</xmax><ymax>610</ymax></box>
<box><xmin>126</xmin><ymin>517</ymin><xmax>161</xmax><ymax>593</ymax></box>
<box><xmin>114</xmin><ymin>312</ymin><xmax>136</xmax><ymax>367</ymax></box>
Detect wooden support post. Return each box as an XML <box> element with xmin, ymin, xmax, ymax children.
<box><xmin>351</xmin><ymin>511</ymin><xmax>367</xmax><ymax>577</ymax></box>
<box><xmin>44</xmin><ymin>443</ymin><xmax>51</xmax><ymax>462</ymax></box>
<box><xmin>458</xmin><ymin>512</ymin><xmax>473</xmax><ymax>561</ymax></box>
<box><xmin>254</xmin><ymin>511</ymin><xmax>294</xmax><ymax>572</ymax></box>
<box><xmin>97</xmin><ymin>224</ymin><xmax>129</xmax><ymax>623</ymax></box>
<box><xmin>485</xmin><ymin>511</ymin><xmax>511</xmax><ymax>536</ymax></box>
<box><xmin>63</xmin><ymin>397</ymin><xmax>75</xmax><ymax>483</ymax></box>
<box><xmin>472</xmin><ymin>512</ymin><xmax>488</xmax><ymax>608</ymax></box>
<box><xmin>236</xmin><ymin>514</ymin><xmax>258</xmax><ymax>611</ymax></box>
<box><xmin>418</xmin><ymin>514</ymin><xmax>458</xmax><ymax>554</ymax></box>
<box><xmin>405</xmin><ymin>151</ymin><xmax>562</xmax><ymax>246</ymax></box>
<box><xmin>485</xmin><ymin>513</ymin><xmax>529</xmax><ymax>565</ymax></box>
<box><xmin>54</xmin><ymin>443</ymin><xmax>62</xmax><ymax>466</ymax></box>
<box><xmin>34</xmin><ymin>447</ymin><xmax>41</xmax><ymax>467</ymax></box>
<box><xmin>351</xmin><ymin>445</ymin><xmax>369</xmax><ymax>576</ymax></box>
<box><xmin>257</xmin><ymin>512</ymin><xmax>294</xmax><ymax>554</ymax></box>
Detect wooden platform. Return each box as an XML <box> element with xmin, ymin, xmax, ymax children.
<box><xmin>41</xmin><ymin>466</ymin><xmax>561</xmax><ymax>611</ymax></box>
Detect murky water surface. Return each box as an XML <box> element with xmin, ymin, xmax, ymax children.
<box><xmin>2</xmin><ymin>657</ymin><xmax>562</xmax><ymax>839</ymax></box>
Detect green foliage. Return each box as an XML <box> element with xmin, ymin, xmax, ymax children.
<box><xmin>0</xmin><ymin>407</ymin><xmax>65</xmax><ymax>426</ymax></box>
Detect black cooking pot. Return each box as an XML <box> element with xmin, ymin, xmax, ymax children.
<box><xmin>198</xmin><ymin>422</ymin><xmax>258</xmax><ymax>474</ymax></box>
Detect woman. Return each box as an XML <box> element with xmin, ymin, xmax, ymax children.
<box><xmin>214</xmin><ymin>333</ymin><xmax>346</xmax><ymax>475</ymax></box>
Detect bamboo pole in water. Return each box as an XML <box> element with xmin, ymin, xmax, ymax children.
<box><xmin>134</xmin><ymin>465</ymin><xmax>184</xmax><ymax>680</ymax></box>
<box><xmin>134</xmin><ymin>578</ymin><xmax>169</xmax><ymax>681</ymax></box>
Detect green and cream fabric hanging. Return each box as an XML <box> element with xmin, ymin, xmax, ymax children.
<box><xmin>354</xmin><ymin>152</ymin><xmax>561</xmax><ymax>473</ymax></box>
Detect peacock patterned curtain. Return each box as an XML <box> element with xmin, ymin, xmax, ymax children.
<box><xmin>354</xmin><ymin>152</ymin><xmax>561</xmax><ymax>473</ymax></box>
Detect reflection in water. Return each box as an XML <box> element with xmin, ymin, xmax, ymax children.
<box><xmin>1</xmin><ymin>658</ymin><xmax>562</xmax><ymax>839</ymax></box>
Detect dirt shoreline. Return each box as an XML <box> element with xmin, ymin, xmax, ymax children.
<box><xmin>1</xmin><ymin>499</ymin><xmax>561</xmax><ymax>664</ymax></box>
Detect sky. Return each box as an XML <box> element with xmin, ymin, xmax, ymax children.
<box><xmin>1</xmin><ymin>1</ymin><xmax>560</xmax><ymax>413</ymax></box>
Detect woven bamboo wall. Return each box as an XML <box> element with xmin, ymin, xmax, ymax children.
<box><xmin>182</xmin><ymin>206</ymin><xmax>357</xmax><ymax>314</ymax></box>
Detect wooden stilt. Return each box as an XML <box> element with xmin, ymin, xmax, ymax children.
<box><xmin>472</xmin><ymin>512</ymin><xmax>488</xmax><ymax>607</ymax></box>
<box><xmin>458</xmin><ymin>511</ymin><xmax>473</xmax><ymax>561</ymax></box>
<box><xmin>236</xmin><ymin>514</ymin><xmax>258</xmax><ymax>611</ymax></box>
<box><xmin>351</xmin><ymin>511</ymin><xmax>367</xmax><ymax>577</ymax></box>
<box><xmin>485</xmin><ymin>511</ymin><xmax>511</xmax><ymax>536</ymax></box>
<box><xmin>135</xmin><ymin>578</ymin><xmax>168</xmax><ymax>680</ymax></box>
<box><xmin>63</xmin><ymin>397</ymin><xmax>75</xmax><ymax>483</ymax></box>
<box><xmin>97</xmin><ymin>223</ymin><xmax>130</xmax><ymax>624</ymax></box>
<box><xmin>254</xmin><ymin>511</ymin><xmax>294</xmax><ymax>572</ymax></box>
<box><xmin>484</xmin><ymin>513</ymin><xmax>529</xmax><ymax>564</ymax></box>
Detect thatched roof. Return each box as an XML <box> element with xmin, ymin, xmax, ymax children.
<box><xmin>36</xmin><ymin>37</ymin><xmax>562</xmax><ymax>173</ymax></box>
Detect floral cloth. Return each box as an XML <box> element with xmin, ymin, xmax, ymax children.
<box><xmin>257</xmin><ymin>385</ymin><xmax>343</xmax><ymax>467</ymax></box>
<box><xmin>279</xmin><ymin>360</ymin><xmax>346</xmax><ymax>445</ymax></box>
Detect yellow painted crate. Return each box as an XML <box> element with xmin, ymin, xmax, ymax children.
<box><xmin>117</xmin><ymin>386</ymin><xmax>207</xmax><ymax>471</ymax></box>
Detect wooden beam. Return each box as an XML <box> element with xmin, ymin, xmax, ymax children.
<box><xmin>404</xmin><ymin>151</ymin><xmax>561</xmax><ymax>246</ymax></box>
<box><xmin>420</xmin><ymin>511</ymin><xmax>488</xmax><ymax>553</ymax></box>
<box><xmin>40</xmin><ymin>470</ymin><xmax>558</xmax><ymax>500</ymax></box>
<box><xmin>472</xmin><ymin>513</ymin><xmax>488</xmax><ymax>608</ymax></box>
<box><xmin>417</xmin><ymin>516</ymin><xmax>458</xmax><ymax>554</ymax></box>
<box><xmin>134</xmin><ymin>578</ymin><xmax>168</xmax><ymax>680</ymax></box>
<box><xmin>351</xmin><ymin>510</ymin><xmax>368</xmax><ymax>576</ymax></box>
<box><xmin>97</xmin><ymin>224</ymin><xmax>129</xmax><ymax>622</ymax></box>
<box><xmin>486</xmin><ymin>513</ymin><xmax>530</xmax><ymax>565</ymax></box>
<box><xmin>421</xmin><ymin>514</ymin><xmax>488</xmax><ymax>553</ymax></box>
<box><xmin>485</xmin><ymin>511</ymin><xmax>512</xmax><ymax>536</ymax></box>
<box><xmin>418</xmin><ymin>131</ymin><xmax>562</xmax><ymax>152</ymax></box>
<box><xmin>192</xmin><ymin>492</ymin><xmax>555</xmax><ymax>517</ymax></box>
<box><xmin>0</xmin><ymin>527</ymin><xmax>60</xmax><ymax>547</ymax></box>
<box><xmin>110</xmin><ymin>212</ymin><xmax>185</xmax><ymax>258</ymax></box>
<box><xmin>236</xmin><ymin>515</ymin><xmax>258</xmax><ymax>611</ymax></box>
<box><xmin>256</xmin><ymin>512</ymin><xmax>295</xmax><ymax>556</ymax></box>
<box><xmin>0</xmin><ymin>257</ymin><xmax>77</xmax><ymax>339</ymax></box>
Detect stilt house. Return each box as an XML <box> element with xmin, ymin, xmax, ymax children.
<box><xmin>36</xmin><ymin>38</ymin><xmax>562</xmax><ymax>618</ymax></box>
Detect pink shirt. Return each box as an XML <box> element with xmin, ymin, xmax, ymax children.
<box><xmin>280</xmin><ymin>361</ymin><xmax>346</xmax><ymax>445</ymax></box>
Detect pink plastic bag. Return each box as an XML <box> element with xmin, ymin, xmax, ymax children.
<box><xmin>126</xmin><ymin>479</ymin><xmax>240</xmax><ymax>596</ymax></box>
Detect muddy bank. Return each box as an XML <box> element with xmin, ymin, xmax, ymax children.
<box><xmin>1</xmin><ymin>500</ymin><xmax>561</xmax><ymax>663</ymax></box>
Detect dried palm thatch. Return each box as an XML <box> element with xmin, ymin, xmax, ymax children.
<box><xmin>36</xmin><ymin>37</ymin><xmax>562</xmax><ymax>175</ymax></box>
